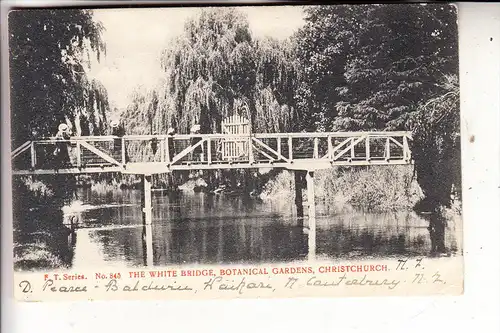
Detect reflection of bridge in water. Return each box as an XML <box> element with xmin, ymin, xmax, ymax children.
<box><xmin>12</xmin><ymin>131</ymin><xmax>413</xmax><ymax>261</ymax></box>
<box><xmin>61</xmin><ymin>198</ymin><xmax>455</xmax><ymax>268</ymax></box>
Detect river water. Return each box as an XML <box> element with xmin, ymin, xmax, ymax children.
<box><xmin>14</xmin><ymin>188</ymin><xmax>462</xmax><ymax>271</ymax></box>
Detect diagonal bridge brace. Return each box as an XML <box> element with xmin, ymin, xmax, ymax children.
<box><xmin>170</xmin><ymin>138</ymin><xmax>207</xmax><ymax>165</ymax></box>
<box><xmin>251</xmin><ymin>137</ymin><xmax>291</xmax><ymax>163</ymax></box>
<box><xmin>321</xmin><ymin>137</ymin><xmax>352</xmax><ymax>160</ymax></box>
<box><xmin>11</xmin><ymin>141</ymin><xmax>31</xmax><ymax>159</ymax></box>
<box><xmin>332</xmin><ymin>135</ymin><xmax>367</xmax><ymax>161</ymax></box>
<box><xmin>79</xmin><ymin>141</ymin><xmax>123</xmax><ymax>167</ymax></box>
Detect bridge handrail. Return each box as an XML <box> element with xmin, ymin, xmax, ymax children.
<box><xmin>27</xmin><ymin>131</ymin><xmax>413</xmax><ymax>143</ymax></box>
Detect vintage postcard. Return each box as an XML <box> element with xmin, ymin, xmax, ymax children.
<box><xmin>8</xmin><ymin>3</ymin><xmax>463</xmax><ymax>301</ymax></box>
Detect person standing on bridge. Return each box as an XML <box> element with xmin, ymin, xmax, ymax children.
<box><xmin>167</xmin><ymin>127</ymin><xmax>176</xmax><ymax>163</ymax></box>
<box><xmin>150</xmin><ymin>131</ymin><xmax>159</xmax><ymax>157</ymax></box>
<box><xmin>54</xmin><ymin>123</ymin><xmax>72</xmax><ymax>168</ymax></box>
<box><xmin>111</xmin><ymin>120</ymin><xmax>128</xmax><ymax>163</ymax></box>
<box><xmin>190</xmin><ymin>123</ymin><xmax>204</xmax><ymax>163</ymax></box>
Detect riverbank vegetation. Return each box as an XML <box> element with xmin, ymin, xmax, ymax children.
<box><xmin>259</xmin><ymin>166</ymin><xmax>423</xmax><ymax>212</ymax></box>
<box><xmin>12</xmin><ymin>177</ymin><xmax>75</xmax><ymax>271</ymax></box>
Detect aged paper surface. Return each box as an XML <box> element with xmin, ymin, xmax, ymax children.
<box><xmin>15</xmin><ymin>257</ymin><xmax>462</xmax><ymax>301</ymax></box>
<box><xmin>8</xmin><ymin>4</ymin><xmax>463</xmax><ymax>302</ymax></box>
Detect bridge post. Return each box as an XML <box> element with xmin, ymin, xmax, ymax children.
<box><xmin>121</xmin><ymin>138</ymin><xmax>126</xmax><ymax>165</ymax></box>
<box><xmin>142</xmin><ymin>224</ymin><xmax>154</xmax><ymax>266</ymax></box>
<box><xmin>141</xmin><ymin>174</ymin><xmax>153</xmax><ymax>225</ymax></box>
<box><xmin>403</xmin><ymin>135</ymin><xmax>410</xmax><ymax>161</ymax></box>
<box><xmin>306</xmin><ymin>170</ymin><xmax>316</xmax><ymax>260</ymax></box>
<box><xmin>313</xmin><ymin>138</ymin><xmax>319</xmax><ymax>159</ymax></box>
<box><xmin>30</xmin><ymin>141</ymin><xmax>36</xmax><ymax>169</ymax></box>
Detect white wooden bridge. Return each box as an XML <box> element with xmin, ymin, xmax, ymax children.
<box><xmin>11</xmin><ymin>129</ymin><xmax>413</xmax><ymax>227</ymax></box>
<box><xmin>12</xmin><ymin>131</ymin><xmax>412</xmax><ymax>175</ymax></box>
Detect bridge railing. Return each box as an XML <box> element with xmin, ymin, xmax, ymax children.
<box><xmin>11</xmin><ymin>131</ymin><xmax>412</xmax><ymax>172</ymax></box>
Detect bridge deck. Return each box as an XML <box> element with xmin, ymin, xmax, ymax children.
<box><xmin>11</xmin><ymin>131</ymin><xmax>412</xmax><ymax>175</ymax></box>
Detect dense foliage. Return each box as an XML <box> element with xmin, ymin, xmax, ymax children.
<box><xmin>9</xmin><ymin>9</ymin><xmax>109</xmax><ymax>147</ymax></box>
<box><xmin>295</xmin><ymin>4</ymin><xmax>458</xmax><ymax>132</ymax></box>
<box><xmin>294</xmin><ymin>4</ymin><xmax>460</xmax><ymax>208</ymax></box>
<box><xmin>407</xmin><ymin>75</ymin><xmax>460</xmax><ymax>208</ymax></box>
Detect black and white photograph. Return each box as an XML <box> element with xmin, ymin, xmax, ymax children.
<box><xmin>9</xmin><ymin>4</ymin><xmax>462</xmax><ymax>273</ymax></box>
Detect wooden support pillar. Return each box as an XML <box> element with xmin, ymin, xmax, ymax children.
<box><xmin>350</xmin><ymin>137</ymin><xmax>355</xmax><ymax>160</ymax></box>
<box><xmin>121</xmin><ymin>137</ymin><xmax>126</xmax><ymax>165</ymax></box>
<box><xmin>385</xmin><ymin>138</ymin><xmax>391</xmax><ymax>161</ymax></box>
<box><xmin>141</xmin><ymin>174</ymin><xmax>153</xmax><ymax>225</ymax></box>
<box><xmin>306</xmin><ymin>171</ymin><xmax>316</xmax><ymax>220</ymax></box>
<box><xmin>294</xmin><ymin>170</ymin><xmax>305</xmax><ymax>220</ymax></box>
<box><xmin>328</xmin><ymin>136</ymin><xmax>333</xmax><ymax>160</ymax></box>
<box><xmin>403</xmin><ymin>135</ymin><xmax>410</xmax><ymax>161</ymax></box>
<box><xmin>248</xmin><ymin>137</ymin><xmax>254</xmax><ymax>164</ymax></box>
<box><xmin>313</xmin><ymin>137</ymin><xmax>319</xmax><ymax>159</ymax></box>
<box><xmin>76</xmin><ymin>142</ymin><xmax>81</xmax><ymax>167</ymax></box>
<box><xmin>160</xmin><ymin>139</ymin><xmax>165</xmax><ymax>162</ymax></box>
<box><xmin>207</xmin><ymin>137</ymin><xmax>212</xmax><ymax>164</ymax></box>
<box><xmin>165</xmin><ymin>136</ymin><xmax>170</xmax><ymax>164</ymax></box>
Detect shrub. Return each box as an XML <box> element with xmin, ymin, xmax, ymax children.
<box><xmin>260</xmin><ymin>165</ymin><xmax>423</xmax><ymax>212</ymax></box>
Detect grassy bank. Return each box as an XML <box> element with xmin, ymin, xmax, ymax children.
<box><xmin>12</xmin><ymin>177</ymin><xmax>74</xmax><ymax>271</ymax></box>
<box><xmin>14</xmin><ymin>232</ymin><xmax>69</xmax><ymax>271</ymax></box>
<box><xmin>260</xmin><ymin>165</ymin><xmax>425</xmax><ymax>212</ymax></box>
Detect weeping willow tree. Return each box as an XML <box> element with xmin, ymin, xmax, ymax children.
<box><xmin>118</xmin><ymin>86</ymin><xmax>161</xmax><ymax>165</ymax></box>
<box><xmin>75</xmin><ymin>79</ymin><xmax>110</xmax><ymax>136</ymax></box>
<box><xmin>152</xmin><ymin>8</ymin><xmax>253</xmax><ymax>135</ymax></box>
<box><xmin>121</xmin><ymin>8</ymin><xmax>298</xmax><ymax>137</ymax></box>
<box><xmin>254</xmin><ymin>37</ymin><xmax>299</xmax><ymax>133</ymax></box>
<box><xmin>151</xmin><ymin>8</ymin><xmax>298</xmax><ymax>135</ymax></box>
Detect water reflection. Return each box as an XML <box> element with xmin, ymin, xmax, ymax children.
<box><xmin>307</xmin><ymin>217</ymin><xmax>317</xmax><ymax>261</ymax></box>
<box><xmin>142</xmin><ymin>224</ymin><xmax>153</xmax><ymax>267</ymax></box>
<box><xmin>13</xmin><ymin>189</ymin><xmax>462</xmax><ymax>271</ymax></box>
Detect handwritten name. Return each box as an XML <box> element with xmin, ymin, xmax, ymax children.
<box><xmin>104</xmin><ymin>279</ymin><xmax>193</xmax><ymax>292</ymax></box>
<box><xmin>42</xmin><ymin>279</ymin><xmax>88</xmax><ymax>293</ymax></box>
<box><xmin>203</xmin><ymin>276</ymin><xmax>274</xmax><ymax>295</ymax></box>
